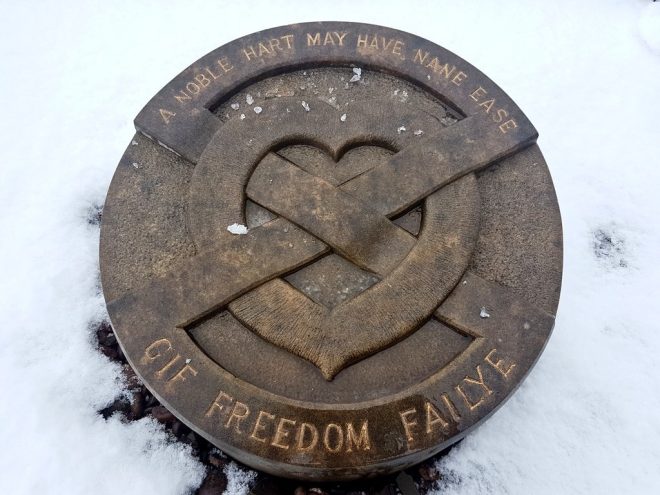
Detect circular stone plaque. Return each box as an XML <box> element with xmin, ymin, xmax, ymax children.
<box><xmin>100</xmin><ymin>22</ymin><xmax>562</xmax><ymax>481</ymax></box>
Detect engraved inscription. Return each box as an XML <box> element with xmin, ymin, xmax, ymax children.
<box><xmin>159</xmin><ymin>108</ymin><xmax>176</xmax><ymax>124</ymax></box>
<box><xmin>243</xmin><ymin>35</ymin><xmax>295</xmax><ymax>61</ymax></box>
<box><xmin>205</xmin><ymin>390</ymin><xmax>371</xmax><ymax>454</ymax></box>
<box><xmin>485</xmin><ymin>348</ymin><xmax>516</xmax><ymax>378</ymax></box>
<box><xmin>171</xmin><ymin>58</ymin><xmax>234</xmax><ymax>107</ymax></box>
<box><xmin>469</xmin><ymin>86</ymin><xmax>518</xmax><ymax>133</ymax></box>
<box><xmin>147</xmin><ymin>27</ymin><xmax>528</xmax><ymax>139</ymax></box>
<box><xmin>356</xmin><ymin>33</ymin><xmax>405</xmax><ymax>58</ymax></box>
<box><xmin>455</xmin><ymin>364</ymin><xmax>492</xmax><ymax>411</ymax></box>
<box><xmin>399</xmin><ymin>348</ymin><xmax>517</xmax><ymax>446</ymax></box>
<box><xmin>142</xmin><ymin>338</ymin><xmax>198</xmax><ymax>388</ymax></box>
<box><xmin>272</xmin><ymin>417</ymin><xmax>296</xmax><ymax>449</ymax></box>
<box><xmin>306</xmin><ymin>31</ymin><xmax>348</xmax><ymax>47</ymax></box>
<box><xmin>413</xmin><ymin>49</ymin><xmax>468</xmax><ymax>86</ymax></box>
<box><xmin>296</xmin><ymin>422</ymin><xmax>319</xmax><ymax>451</ymax></box>
<box><xmin>250</xmin><ymin>410</ymin><xmax>276</xmax><ymax>443</ymax></box>
<box><xmin>346</xmin><ymin>421</ymin><xmax>371</xmax><ymax>452</ymax></box>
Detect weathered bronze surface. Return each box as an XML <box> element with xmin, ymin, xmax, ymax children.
<box><xmin>100</xmin><ymin>22</ymin><xmax>562</xmax><ymax>481</ymax></box>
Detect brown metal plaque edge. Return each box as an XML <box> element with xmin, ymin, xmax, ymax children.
<box><xmin>100</xmin><ymin>21</ymin><xmax>562</xmax><ymax>481</ymax></box>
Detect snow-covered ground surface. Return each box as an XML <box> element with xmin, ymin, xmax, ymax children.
<box><xmin>1</xmin><ymin>1</ymin><xmax>659</xmax><ymax>493</ymax></box>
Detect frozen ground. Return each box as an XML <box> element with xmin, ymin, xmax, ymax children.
<box><xmin>1</xmin><ymin>1</ymin><xmax>659</xmax><ymax>494</ymax></box>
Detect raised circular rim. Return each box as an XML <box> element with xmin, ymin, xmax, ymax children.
<box><xmin>101</xmin><ymin>21</ymin><xmax>561</xmax><ymax>481</ymax></box>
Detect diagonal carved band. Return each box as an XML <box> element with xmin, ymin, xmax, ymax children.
<box><xmin>187</xmin><ymin>98</ymin><xmax>537</xmax><ymax>251</ymax></box>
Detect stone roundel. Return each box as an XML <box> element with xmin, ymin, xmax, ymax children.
<box><xmin>100</xmin><ymin>22</ymin><xmax>562</xmax><ymax>481</ymax></box>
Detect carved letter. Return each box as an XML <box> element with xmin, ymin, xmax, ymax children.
<box><xmin>268</xmin><ymin>38</ymin><xmax>282</xmax><ymax>53</ymax></box>
<box><xmin>204</xmin><ymin>66</ymin><xmax>220</xmax><ymax>80</ymax></box>
<box><xmin>257</xmin><ymin>42</ymin><xmax>271</xmax><ymax>57</ymax></box>
<box><xmin>154</xmin><ymin>354</ymin><xmax>182</xmax><ymax>378</ymax></box>
<box><xmin>144</xmin><ymin>338</ymin><xmax>172</xmax><ymax>361</ymax></box>
<box><xmin>479</xmin><ymin>98</ymin><xmax>496</xmax><ymax>113</ymax></box>
<box><xmin>296</xmin><ymin>422</ymin><xmax>319</xmax><ymax>451</ymax></box>
<box><xmin>323</xmin><ymin>423</ymin><xmax>344</xmax><ymax>453</ymax></box>
<box><xmin>323</xmin><ymin>32</ymin><xmax>335</xmax><ymax>46</ymax></box>
<box><xmin>281</xmin><ymin>34</ymin><xmax>294</xmax><ymax>49</ymax></box>
<box><xmin>485</xmin><ymin>348</ymin><xmax>516</xmax><ymax>378</ymax></box>
<box><xmin>441</xmin><ymin>393</ymin><xmax>461</xmax><ymax>422</ymax></box>
<box><xmin>242</xmin><ymin>45</ymin><xmax>257</xmax><ymax>61</ymax></box>
<box><xmin>167</xmin><ymin>362</ymin><xmax>198</xmax><ymax>386</ymax></box>
<box><xmin>346</xmin><ymin>421</ymin><xmax>370</xmax><ymax>452</ymax></box>
<box><xmin>400</xmin><ymin>408</ymin><xmax>418</xmax><ymax>443</ymax></box>
<box><xmin>271</xmin><ymin>417</ymin><xmax>296</xmax><ymax>449</ymax></box>
<box><xmin>174</xmin><ymin>90</ymin><xmax>192</xmax><ymax>103</ymax></box>
<box><xmin>225</xmin><ymin>401</ymin><xmax>250</xmax><ymax>433</ymax></box>
<box><xmin>499</xmin><ymin>119</ymin><xmax>518</xmax><ymax>134</ymax></box>
<box><xmin>185</xmin><ymin>82</ymin><xmax>201</xmax><ymax>95</ymax></box>
<box><xmin>205</xmin><ymin>391</ymin><xmax>233</xmax><ymax>418</ymax></box>
<box><xmin>438</xmin><ymin>63</ymin><xmax>456</xmax><ymax>80</ymax></box>
<box><xmin>451</xmin><ymin>71</ymin><xmax>468</xmax><ymax>86</ymax></box>
<box><xmin>469</xmin><ymin>86</ymin><xmax>487</xmax><ymax>101</ymax></box>
<box><xmin>413</xmin><ymin>49</ymin><xmax>429</xmax><ymax>65</ymax></box>
<box><xmin>425</xmin><ymin>401</ymin><xmax>449</xmax><ymax>434</ymax></box>
<box><xmin>455</xmin><ymin>365</ymin><xmax>492</xmax><ymax>411</ymax></box>
<box><xmin>250</xmin><ymin>410</ymin><xmax>275</xmax><ymax>443</ymax></box>
<box><xmin>493</xmin><ymin>108</ymin><xmax>508</xmax><ymax>123</ymax></box>
<box><xmin>217</xmin><ymin>57</ymin><xmax>233</xmax><ymax>73</ymax></box>
<box><xmin>335</xmin><ymin>32</ymin><xmax>348</xmax><ymax>46</ymax></box>
<box><xmin>194</xmin><ymin>73</ymin><xmax>211</xmax><ymax>88</ymax></box>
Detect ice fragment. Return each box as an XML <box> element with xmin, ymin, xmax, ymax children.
<box><xmin>349</xmin><ymin>67</ymin><xmax>362</xmax><ymax>82</ymax></box>
<box><xmin>227</xmin><ymin>223</ymin><xmax>248</xmax><ymax>235</ymax></box>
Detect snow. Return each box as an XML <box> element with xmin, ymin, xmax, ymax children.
<box><xmin>227</xmin><ymin>223</ymin><xmax>249</xmax><ymax>235</ymax></box>
<box><xmin>394</xmin><ymin>89</ymin><xmax>409</xmax><ymax>102</ymax></box>
<box><xmin>639</xmin><ymin>3</ymin><xmax>660</xmax><ymax>53</ymax></box>
<box><xmin>0</xmin><ymin>1</ymin><xmax>659</xmax><ymax>495</ymax></box>
<box><xmin>223</xmin><ymin>462</ymin><xmax>258</xmax><ymax>495</ymax></box>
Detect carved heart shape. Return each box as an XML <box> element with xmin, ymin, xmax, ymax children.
<box><xmin>229</xmin><ymin>151</ymin><xmax>480</xmax><ymax>380</ymax></box>
<box><xmin>189</xmin><ymin>97</ymin><xmax>481</xmax><ymax>379</ymax></box>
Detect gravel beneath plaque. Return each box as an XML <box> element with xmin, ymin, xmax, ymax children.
<box><xmin>93</xmin><ymin>319</ymin><xmax>450</xmax><ymax>495</ymax></box>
